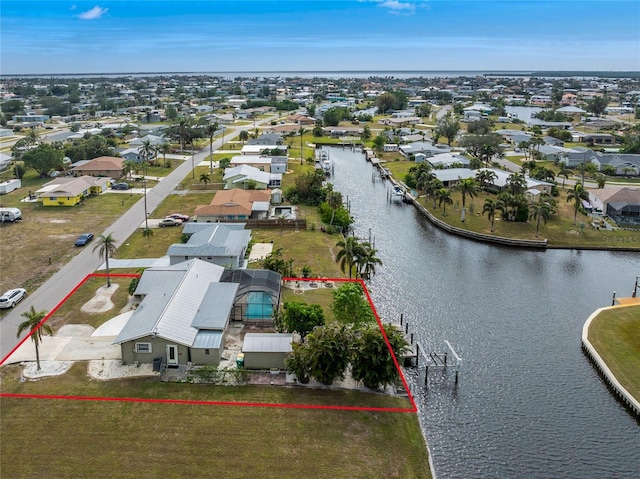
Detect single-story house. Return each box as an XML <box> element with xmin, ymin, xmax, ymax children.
<box><xmin>113</xmin><ymin>259</ymin><xmax>236</xmax><ymax>367</ymax></box>
<box><xmin>286</xmin><ymin>113</ymin><xmax>315</xmax><ymax>125</ymax></box>
<box><xmin>35</xmin><ymin>176</ymin><xmax>109</xmax><ymax>206</ymax></box>
<box><xmin>380</xmin><ymin>116</ymin><xmax>421</xmax><ymax>127</ymax></box>
<box><xmin>167</xmin><ymin>222</ymin><xmax>252</xmax><ymax>268</ymax></box>
<box><xmin>589</xmin><ymin>187</ymin><xmax>640</xmax><ymax>225</ymax></box>
<box><xmin>572</xmin><ymin>132</ymin><xmax>616</xmax><ymax>145</ymax></box>
<box><xmin>475</xmin><ymin>168</ymin><xmax>554</xmax><ymax>195</ymax></box>
<box><xmin>72</xmin><ymin>156</ymin><xmax>124</xmax><ymax>178</ymax></box>
<box><xmin>427</xmin><ymin>152</ymin><xmax>471</xmax><ymax>169</ymax></box>
<box><xmin>223</xmin><ymin>165</ymin><xmax>281</xmax><ymax>190</ymax></box>
<box><xmin>431</xmin><ymin>168</ymin><xmax>476</xmax><ymax>187</ymax></box>
<box><xmin>129</xmin><ymin>134</ymin><xmax>166</xmax><ymax>147</ymax></box>
<box><xmin>230</xmin><ymin>155</ymin><xmax>274</xmax><ymax>172</ymax></box>
<box><xmin>247</xmin><ymin>132</ymin><xmax>283</xmax><ymax>146</ymax></box>
<box><xmin>240</xmin><ymin>145</ymin><xmax>288</xmax><ymax>156</ymax></box>
<box><xmin>194</xmin><ymin>189</ymin><xmax>271</xmax><ymax>222</ymax></box>
<box><xmin>400</xmin><ymin>141</ymin><xmax>451</xmax><ymax>158</ymax></box>
<box><xmin>242</xmin><ymin>333</ymin><xmax>293</xmax><ymax>370</ymax></box>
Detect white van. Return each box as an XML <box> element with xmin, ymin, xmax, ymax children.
<box><xmin>0</xmin><ymin>207</ymin><xmax>22</xmax><ymax>223</ymax></box>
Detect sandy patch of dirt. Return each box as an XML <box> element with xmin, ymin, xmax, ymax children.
<box><xmin>81</xmin><ymin>284</ymin><xmax>120</xmax><ymax>313</ymax></box>
<box><xmin>88</xmin><ymin>359</ymin><xmax>158</xmax><ymax>380</ymax></box>
<box><xmin>56</xmin><ymin>324</ymin><xmax>95</xmax><ymax>337</ymax></box>
<box><xmin>48</xmin><ymin>219</ymin><xmax>69</xmax><ymax>223</ymax></box>
<box><xmin>21</xmin><ymin>361</ymin><xmax>74</xmax><ymax>379</ymax></box>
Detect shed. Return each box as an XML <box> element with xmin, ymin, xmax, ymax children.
<box><xmin>271</xmin><ymin>188</ymin><xmax>283</xmax><ymax>204</ymax></box>
<box><xmin>242</xmin><ymin>333</ymin><xmax>293</xmax><ymax>370</ymax></box>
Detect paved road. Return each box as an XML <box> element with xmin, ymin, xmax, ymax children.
<box><xmin>0</xmin><ymin>120</ymin><xmax>270</xmax><ymax>361</ymax></box>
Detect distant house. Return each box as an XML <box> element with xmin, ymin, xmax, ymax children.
<box><xmin>194</xmin><ymin>189</ymin><xmax>271</xmax><ymax>222</ymax></box>
<box><xmin>72</xmin><ymin>156</ymin><xmax>124</xmax><ymax>178</ymax></box>
<box><xmin>400</xmin><ymin>141</ymin><xmax>450</xmax><ymax>158</ymax></box>
<box><xmin>431</xmin><ymin>168</ymin><xmax>476</xmax><ymax>187</ymax></box>
<box><xmin>240</xmin><ymin>144</ymin><xmax>288</xmax><ymax>157</ymax></box>
<box><xmin>573</xmin><ymin>132</ymin><xmax>615</xmax><ymax>145</ymax></box>
<box><xmin>230</xmin><ymin>155</ymin><xmax>274</xmax><ymax>172</ymax></box>
<box><xmin>427</xmin><ymin>152</ymin><xmax>471</xmax><ymax>169</ymax></box>
<box><xmin>223</xmin><ymin>165</ymin><xmax>281</xmax><ymax>189</ymax></box>
<box><xmin>129</xmin><ymin>134</ymin><xmax>166</xmax><ymax>147</ymax></box>
<box><xmin>167</xmin><ymin>222</ymin><xmax>251</xmax><ymax>268</ymax></box>
<box><xmin>286</xmin><ymin>113</ymin><xmax>315</xmax><ymax>125</ymax></box>
<box><xmin>247</xmin><ymin>132</ymin><xmax>283</xmax><ymax>145</ymax></box>
<box><xmin>35</xmin><ymin>176</ymin><xmax>109</xmax><ymax>206</ymax></box>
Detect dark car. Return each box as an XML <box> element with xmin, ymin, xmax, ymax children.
<box><xmin>75</xmin><ymin>232</ymin><xmax>94</xmax><ymax>246</ymax></box>
<box><xmin>111</xmin><ymin>182</ymin><xmax>130</xmax><ymax>190</ymax></box>
<box><xmin>167</xmin><ymin>213</ymin><xmax>190</xmax><ymax>222</ymax></box>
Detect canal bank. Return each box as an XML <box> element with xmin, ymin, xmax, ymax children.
<box><xmin>324</xmin><ymin>145</ymin><xmax>640</xmax><ymax>479</ymax></box>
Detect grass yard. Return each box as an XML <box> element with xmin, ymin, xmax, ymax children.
<box><xmin>0</xmin><ymin>369</ymin><xmax>429</xmax><ymax>478</ymax></box>
<box><xmin>587</xmin><ymin>305</ymin><xmax>640</xmax><ymax>401</ymax></box>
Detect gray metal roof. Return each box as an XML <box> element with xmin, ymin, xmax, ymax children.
<box><xmin>167</xmin><ymin>223</ymin><xmax>251</xmax><ymax>258</ymax></box>
<box><xmin>191</xmin><ymin>282</ymin><xmax>238</xmax><ymax>330</ymax></box>
<box><xmin>242</xmin><ymin>333</ymin><xmax>293</xmax><ymax>353</ymax></box>
<box><xmin>192</xmin><ymin>330</ymin><xmax>224</xmax><ymax>349</ymax></box>
<box><xmin>114</xmin><ymin>259</ymin><xmax>225</xmax><ymax>346</ymax></box>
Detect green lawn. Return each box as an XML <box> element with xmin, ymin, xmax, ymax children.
<box><xmin>588</xmin><ymin>305</ymin><xmax>640</xmax><ymax>400</ymax></box>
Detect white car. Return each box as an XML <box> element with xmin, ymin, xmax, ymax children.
<box><xmin>0</xmin><ymin>288</ymin><xmax>27</xmax><ymax>309</ymax></box>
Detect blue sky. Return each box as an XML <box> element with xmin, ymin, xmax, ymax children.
<box><xmin>1</xmin><ymin>0</ymin><xmax>639</xmax><ymax>74</ymax></box>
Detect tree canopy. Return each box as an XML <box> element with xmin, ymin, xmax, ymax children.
<box><xmin>277</xmin><ymin>301</ymin><xmax>325</xmax><ymax>338</ymax></box>
<box><xmin>331</xmin><ymin>282</ymin><xmax>376</xmax><ymax>326</ymax></box>
<box><xmin>22</xmin><ymin>144</ymin><xmax>65</xmax><ymax>176</ymax></box>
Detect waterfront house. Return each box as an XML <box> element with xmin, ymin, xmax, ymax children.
<box><xmin>71</xmin><ymin>156</ymin><xmax>124</xmax><ymax>178</ymax></box>
<box><xmin>223</xmin><ymin>165</ymin><xmax>281</xmax><ymax>189</ymax></box>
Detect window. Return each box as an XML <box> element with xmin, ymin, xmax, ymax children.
<box><xmin>135</xmin><ymin>342</ymin><xmax>152</xmax><ymax>353</ymax></box>
<box><xmin>205</xmin><ymin>349</ymin><xmax>210</xmax><ymax>355</ymax></box>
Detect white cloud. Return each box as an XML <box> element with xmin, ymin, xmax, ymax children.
<box><xmin>78</xmin><ymin>6</ymin><xmax>108</xmax><ymax>20</ymax></box>
<box><xmin>70</xmin><ymin>5</ymin><xmax>77</xmax><ymax>10</ymax></box>
<box><xmin>379</xmin><ymin>1</ymin><xmax>416</xmax><ymax>15</ymax></box>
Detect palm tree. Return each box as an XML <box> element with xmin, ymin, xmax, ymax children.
<box><xmin>528</xmin><ymin>200</ymin><xmax>556</xmax><ymax>237</ymax></box>
<box><xmin>558</xmin><ymin>163</ymin><xmax>572</xmax><ymax>190</ymax></box>
<box><xmin>93</xmin><ymin>233</ymin><xmax>117</xmax><ymax>287</ymax></box>
<box><xmin>203</xmin><ymin>121</ymin><xmax>219</xmax><ymax>173</ymax></box>
<box><xmin>475</xmin><ymin>169</ymin><xmax>497</xmax><ymax>190</ymax></box>
<box><xmin>415</xmin><ymin>170</ymin><xmax>435</xmax><ymax>194</ymax></box>
<box><xmin>176</xmin><ymin>116</ymin><xmax>192</xmax><ymax>152</ymax></box>
<box><xmin>17</xmin><ymin>306</ymin><xmax>52</xmax><ymax>371</ymax></box>
<box><xmin>326</xmin><ymin>190</ymin><xmax>343</xmax><ymax>226</ymax></box>
<box><xmin>298</xmin><ymin>126</ymin><xmax>307</xmax><ymax>165</ymax></box>
<box><xmin>156</xmin><ymin>142</ymin><xmax>172</xmax><ymax>167</ymax></box>
<box><xmin>142</xmin><ymin>227</ymin><xmax>153</xmax><ymax>244</ymax></box>
<box><xmin>357</xmin><ymin>241</ymin><xmax>382</xmax><ymax>280</ymax></box>
<box><xmin>199</xmin><ymin>172</ymin><xmax>210</xmax><ymax>188</ymax></box>
<box><xmin>122</xmin><ymin>159</ymin><xmax>136</xmax><ymax>179</ymax></box>
<box><xmin>335</xmin><ymin>236</ymin><xmax>362</xmax><ymax>279</ymax></box>
<box><xmin>139</xmin><ymin>139</ymin><xmax>154</xmax><ymax>165</ymax></box>
<box><xmin>507</xmin><ymin>172</ymin><xmax>527</xmax><ymax>196</ymax></box>
<box><xmin>435</xmin><ymin>187</ymin><xmax>453</xmax><ymax>216</ymax></box>
<box><xmin>25</xmin><ymin>128</ymin><xmax>41</xmax><ymax>146</ymax></box>
<box><xmin>426</xmin><ymin>178</ymin><xmax>444</xmax><ymax>208</ymax></box>
<box><xmin>482</xmin><ymin>198</ymin><xmax>503</xmax><ymax>232</ymax></box>
<box><xmin>455</xmin><ymin>178</ymin><xmax>480</xmax><ymax>222</ymax></box>
<box><xmin>567</xmin><ymin>182</ymin><xmax>589</xmax><ymax>225</ymax></box>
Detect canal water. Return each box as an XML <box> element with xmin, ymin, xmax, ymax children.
<box><xmin>323</xmin><ymin>146</ymin><xmax>640</xmax><ymax>479</ymax></box>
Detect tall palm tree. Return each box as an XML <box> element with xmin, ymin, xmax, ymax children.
<box><xmin>17</xmin><ymin>306</ymin><xmax>52</xmax><ymax>371</ymax></box>
<box><xmin>139</xmin><ymin>139</ymin><xmax>154</xmax><ymax>165</ymax></box>
<box><xmin>435</xmin><ymin>187</ymin><xmax>453</xmax><ymax>216</ymax></box>
<box><xmin>426</xmin><ymin>178</ymin><xmax>444</xmax><ymax>208</ymax></box>
<box><xmin>326</xmin><ymin>190</ymin><xmax>343</xmax><ymax>226</ymax></box>
<box><xmin>528</xmin><ymin>200</ymin><xmax>556</xmax><ymax>238</ymax></box>
<box><xmin>507</xmin><ymin>172</ymin><xmax>527</xmax><ymax>196</ymax></box>
<box><xmin>203</xmin><ymin>121</ymin><xmax>219</xmax><ymax>173</ymax></box>
<box><xmin>455</xmin><ymin>178</ymin><xmax>480</xmax><ymax>222</ymax></box>
<box><xmin>176</xmin><ymin>116</ymin><xmax>192</xmax><ymax>152</ymax></box>
<box><xmin>357</xmin><ymin>241</ymin><xmax>382</xmax><ymax>280</ymax></box>
<box><xmin>93</xmin><ymin>233</ymin><xmax>117</xmax><ymax>287</ymax></box>
<box><xmin>556</xmin><ymin>163</ymin><xmax>571</xmax><ymax>190</ymax></box>
<box><xmin>156</xmin><ymin>142</ymin><xmax>172</xmax><ymax>167</ymax></box>
<box><xmin>335</xmin><ymin>236</ymin><xmax>362</xmax><ymax>279</ymax></box>
<box><xmin>567</xmin><ymin>181</ymin><xmax>589</xmax><ymax>225</ymax></box>
<box><xmin>482</xmin><ymin>198</ymin><xmax>504</xmax><ymax>232</ymax></box>
<box><xmin>416</xmin><ymin>170</ymin><xmax>435</xmax><ymax>193</ymax></box>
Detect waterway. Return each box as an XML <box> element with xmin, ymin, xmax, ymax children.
<box><xmin>323</xmin><ymin>145</ymin><xmax>640</xmax><ymax>479</ymax></box>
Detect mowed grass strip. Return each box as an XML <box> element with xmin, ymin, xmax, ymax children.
<box><xmin>588</xmin><ymin>304</ymin><xmax>640</xmax><ymax>400</ymax></box>
<box><xmin>0</xmin><ymin>391</ymin><xmax>429</xmax><ymax>479</ymax></box>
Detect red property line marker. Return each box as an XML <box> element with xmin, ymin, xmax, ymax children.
<box><xmin>2</xmin><ymin>275</ymin><xmax>417</xmax><ymax>413</ymax></box>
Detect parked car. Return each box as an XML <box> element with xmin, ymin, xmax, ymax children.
<box><xmin>166</xmin><ymin>213</ymin><xmax>190</xmax><ymax>222</ymax></box>
<box><xmin>159</xmin><ymin>218</ymin><xmax>183</xmax><ymax>227</ymax></box>
<box><xmin>111</xmin><ymin>182</ymin><xmax>130</xmax><ymax>190</ymax></box>
<box><xmin>0</xmin><ymin>288</ymin><xmax>27</xmax><ymax>309</ymax></box>
<box><xmin>74</xmin><ymin>232</ymin><xmax>94</xmax><ymax>246</ymax></box>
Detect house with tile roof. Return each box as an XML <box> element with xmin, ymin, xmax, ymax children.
<box><xmin>194</xmin><ymin>189</ymin><xmax>271</xmax><ymax>223</ymax></box>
